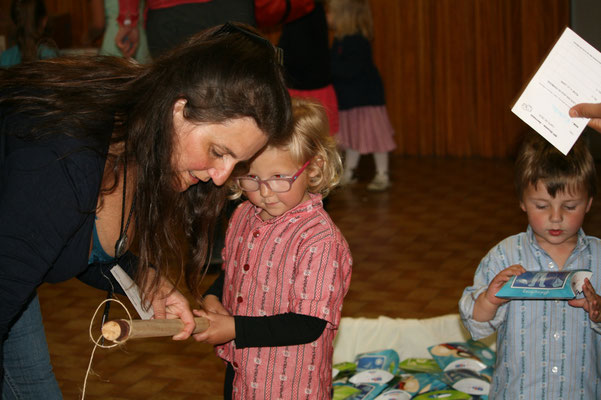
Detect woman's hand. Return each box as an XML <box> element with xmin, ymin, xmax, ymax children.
<box><xmin>201</xmin><ymin>294</ymin><xmax>230</xmax><ymax>315</ymax></box>
<box><xmin>150</xmin><ymin>277</ymin><xmax>196</xmax><ymax>340</ymax></box>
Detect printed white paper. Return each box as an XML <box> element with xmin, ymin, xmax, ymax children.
<box><xmin>110</xmin><ymin>264</ymin><xmax>154</xmax><ymax>319</ymax></box>
<box><xmin>512</xmin><ymin>27</ymin><xmax>601</xmax><ymax>155</ymax></box>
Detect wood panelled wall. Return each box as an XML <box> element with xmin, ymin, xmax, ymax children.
<box><xmin>370</xmin><ymin>0</ymin><xmax>570</xmax><ymax>157</ymax></box>
<box><xmin>4</xmin><ymin>0</ymin><xmax>570</xmax><ymax>158</ymax></box>
<box><xmin>44</xmin><ymin>0</ymin><xmax>93</xmax><ymax>48</ymax></box>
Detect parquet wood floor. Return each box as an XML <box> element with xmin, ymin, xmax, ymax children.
<box><xmin>37</xmin><ymin>155</ymin><xmax>601</xmax><ymax>399</ymax></box>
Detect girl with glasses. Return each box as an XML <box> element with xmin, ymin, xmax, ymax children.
<box><xmin>196</xmin><ymin>97</ymin><xmax>352</xmax><ymax>399</ymax></box>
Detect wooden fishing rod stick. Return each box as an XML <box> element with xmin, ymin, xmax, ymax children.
<box><xmin>101</xmin><ymin>317</ymin><xmax>209</xmax><ymax>342</ymax></box>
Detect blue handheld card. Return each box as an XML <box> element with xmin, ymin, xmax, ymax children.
<box><xmin>496</xmin><ymin>270</ymin><xmax>592</xmax><ymax>299</ymax></box>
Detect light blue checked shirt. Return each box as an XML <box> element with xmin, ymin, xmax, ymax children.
<box><xmin>459</xmin><ymin>226</ymin><xmax>601</xmax><ymax>400</ymax></box>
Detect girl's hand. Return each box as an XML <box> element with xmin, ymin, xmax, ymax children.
<box><xmin>568</xmin><ymin>278</ymin><xmax>601</xmax><ymax>323</ymax></box>
<box><xmin>569</xmin><ymin>103</ymin><xmax>601</xmax><ymax>134</ymax></box>
<box><xmin>201</xmin><ymin>295</ymin><xmax>230</xmax><ymax>316</ymax></box>
<box><xmin>191</xmin><ymin>309</ymin><xmax>235</xmax><ymax>345</ymax></box>
<box><xmin>484</xmin><ymin>264</ymin><xmax>526</xmax><ymax>306</ymax></box>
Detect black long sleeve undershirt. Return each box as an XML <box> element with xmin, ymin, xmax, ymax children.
<box><xmin>204</xmin><ymin>270</ymin><xmax>327</xmax><ymax>348</ymax></box>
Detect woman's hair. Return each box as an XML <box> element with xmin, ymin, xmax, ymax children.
<box><xmin>327</xmin><ymin>0</ymin><xmax>373</xmax><ymax>40</ymax></box>
<box><xmin>0</xmin><ymin>23</ymin><xmax>293</xmax><ymax>301</ymax></box>
<box><xmin>514</xmin><ymin>131</ymin><xmax>597</xmax><ymax>200</ymax></box>
<box><xmin>230</xmin><ymin>97</ymin><xmax>342</xmax><ymax>199</ymax></box>
<box><xmin>10</xmin><ymin>0</ymin><xmax>55</xmax><ymax>62</ymax></box>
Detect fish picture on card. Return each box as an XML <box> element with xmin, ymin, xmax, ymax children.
<box><xmin>511</xmin><ymin>27</ymin><xmax>601</xmax><ymax>155</ymax></box>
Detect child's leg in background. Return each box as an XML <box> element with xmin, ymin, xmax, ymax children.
<box><xmin>373</xmin><ymin>152</ymin><xmax>389</xmax><ymax>176</ymax></box>
<box><xmin>341</xmin><ymin>148</ymin><xmax>360</xmax><ymax>185</ymax></box>
<box><xmin>367</xmin><ymin>152</ymin><xmax>390</xmax><ymax>191</ymax></box>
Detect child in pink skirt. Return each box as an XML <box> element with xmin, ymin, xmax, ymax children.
<box><xmin>328</xmin><ymin>0</ymin><xmax>396</xmax><ymax>191</ymax></box>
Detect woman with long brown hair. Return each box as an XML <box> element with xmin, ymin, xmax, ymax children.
<box><xmin>0</xmin><ymin>23</ymin><xmax>292</xmax><ymax>398</ymax></box>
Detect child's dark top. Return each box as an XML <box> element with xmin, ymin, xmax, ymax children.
<box><xmin>278</xmin><ymin>2</ymin><xmax>332</xmax><ymax>91</ymax></box>
<box><xmin>205</xmin><ymin>271</ymin><xmax>327</xmax><ymax>347</ymax></box>
<box><xmin>330</xmin><ymin>33</ymin><xmax>386</xmax><ymax>110</ymax></box>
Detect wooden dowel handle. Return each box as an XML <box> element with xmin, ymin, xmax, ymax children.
<box><xmin>102</xmin><ymin>317</ymin><xmax>209</xmax><ymax>342</ymax></box>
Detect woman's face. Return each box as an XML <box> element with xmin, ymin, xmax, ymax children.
<box><xmin>171</xmin><ymin>100</ymin><xmax>268</xmax><ymax>192</ymax></box>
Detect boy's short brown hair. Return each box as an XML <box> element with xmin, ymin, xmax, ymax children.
<box><xmin>515</xmin><ymin>132</ymin><xmax>597</xmax><ymax>200</ymax></box>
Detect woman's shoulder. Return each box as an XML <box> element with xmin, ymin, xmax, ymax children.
<box><xmin>6</xmin><ymin>132</ymin><xmax>107</xmax><ymax>176</ymax></box>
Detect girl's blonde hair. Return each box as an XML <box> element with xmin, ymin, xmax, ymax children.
<box><xmin>230</xmin><ymin>97</ymin><xmax>342</xmax><ymax>199</ymax></box>
<box><xmin>328</xmin><ymin>0</ymin><xmax>373</xmax><ymax>40</ymax></box>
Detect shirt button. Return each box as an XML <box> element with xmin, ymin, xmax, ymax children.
<box><xmin>552</xmin><ymin>366</ymin><xmax>558</xmax><ymax>374</ymax></box>
<box><xmin>253</xmin><ymin>231</ymin><xmax>260</xmax><ymax>238</ymax></box>
<box><xmin>554</xmin><ymin>332</ymin><xmax>560</xmax><ymax>340</ymax></box>
<box><xmin>237</xmin><ymin>296</ymin><xmax>243</xmax><ymax>303</ymax></box>
<box><xmin>233</xmin><ymin>362</ymin><xmax>239</xmax><ymax>368</ymax></box>
<box><xmin>243</xmin><ymin>264</ymin><xmax>250</xmax><ymax>271</ymax></box>
<box><xmin>549</xmin><ymin>262</ymin><xmax>554</xmax><ymax>269</ymax></box>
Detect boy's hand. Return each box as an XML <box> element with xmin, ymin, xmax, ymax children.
<box><xmin>474</xmin><ymin>264</ymin><xmax>525</xmax><ymax>322</ymax></box>
<box><xmin>485</xmin><ymin>264</ymin><xmax>526</xmax><ymax>305</ymax></box>
<box><xmin>568</xmin><ymin>278</ymin><xmax>601</xmax><ymax>323</ymax></box>
<box><xmin>191</xmin><ymin>309</ymin><xmax>235</xmax><ymax>345</ymax></box>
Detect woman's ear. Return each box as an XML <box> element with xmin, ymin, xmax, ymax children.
<box><xmin>172</xmin><ymin>99</ymin><xmax>188</xmax><ymax>134</ymax></box>
<box><xmin>172</xmin><ymin>98</ymin><xmax>187</xmax><ymax>117</ymax></box>
<box><xmin>172</xmin><ymin>99</ymin><xmax>188</xmax><ymax>128</ymax></box>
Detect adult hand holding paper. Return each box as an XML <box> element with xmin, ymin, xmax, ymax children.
<box><xmin>512</xmin><ymin>27</ymin><xmax>601</xmax><ymax>154</ymax></box>
<box><xmin>570</xmin><ymin>102</ymin><xmax>601</xmax><ymax>134</ymax></box>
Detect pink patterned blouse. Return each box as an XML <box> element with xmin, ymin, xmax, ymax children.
<box><xmin>216</xmin><ymin>193</ymin><xmax>352</xmax><ymax>399</ymax></box>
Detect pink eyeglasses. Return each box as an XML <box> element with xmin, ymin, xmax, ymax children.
<box><xmin>237</xmin><ymin>160</ymin><xmax>311</xmax><ymax>193</ymax></box>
